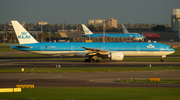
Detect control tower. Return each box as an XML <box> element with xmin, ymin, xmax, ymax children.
<box><xmin>171</xmin><ymin>9</ymin><xmax>180</xmax><ymax>38</ymax></box>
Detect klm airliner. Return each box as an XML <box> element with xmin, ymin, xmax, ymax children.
<box><xmin>11</xmin><ymin>20</ymin><xmax>174</xmax><ymax>62</ymax></box>
<box><xmin>81</xmin><ymin>24</ymin><xmax>145</xmax><ymax>41</ymax></box>
<box><xmin>122</xmin><ymin>24</ymin><xmax>160</xmax><ymax>39</ymax></box>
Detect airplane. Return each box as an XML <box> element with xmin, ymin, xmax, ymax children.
<box><xmin>81</xmin><ymin>24</ymin><xmax>145</xmax><ymax>41</ymax></box>
<box><xmin>10</xmin><ymin>20</ymin><xmax>175</xmax><ymax>62</ymax></box>
<box><xmin>122</xmin><ymin>24</ymin><xmax>160</xmax><ymax>39</ymax></box>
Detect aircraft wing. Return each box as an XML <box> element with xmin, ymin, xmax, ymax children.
<box><xmin>82</xmin><ymin>47</ymin><xmax>109</xmax><ymax>55</ymax></box>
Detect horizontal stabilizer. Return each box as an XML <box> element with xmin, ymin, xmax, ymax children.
<box><xmin>11</xmin><ymin>44</ymin><xmax>33</xmax><ymax>48</ymax></box>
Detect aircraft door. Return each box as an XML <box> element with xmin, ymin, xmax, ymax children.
<box><xmin>41</xmin><ymin>46</ymin><xmax>44</xmax><ymax>51</ymax></box>
<box><xmin>137</xmin><ymin>46</ymin><xmax>140</xmax><ymax>51</ymax></box>
<box><xmin>101</xmin><ymin>45</ymin><xmax>105</xmax><ymax>50</ymax></box>
<box><xmin>160</xmin><ymin>46</ymin><xmax>163</xmax><ymax>51</ymax></box>
<box><xmin>71</xmin><ymin>45</ymin><xmax>74</xmax><ymax>51</ymax></box>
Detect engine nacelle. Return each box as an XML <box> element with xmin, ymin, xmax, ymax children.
<box><xmin>108</xmin><ymin>51</ymin><xmax>124</xmax><ymax>61</ymax></box>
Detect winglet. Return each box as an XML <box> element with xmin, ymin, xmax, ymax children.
<box><xmin>81</xmin><ymin>24</ymin><xmax>93</xmax><ymax>34</ymax></box>
<box><xmin>11</xmin><ymin>20</ymin><xmax>38</xmax><ymax>44</ymax></box>
<box><xmin>122</xmin><ymin>24</ymin><xmax>129</xmax><ymax>33</ymax></box>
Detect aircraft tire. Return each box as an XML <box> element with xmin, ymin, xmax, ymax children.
<box><xmin>90</xmin><ymin>59</ymin><xmax>94</xmax><ymax>63</ymax></box>
<box><xmin>96</xmin><ymin>60</ymin><xmax>100</xmax><ymax>62</ymax></box>
<box><xmin>85</xmin><ymin>59</ymin><xmax>89</xmax><ymax>62</ymax></box>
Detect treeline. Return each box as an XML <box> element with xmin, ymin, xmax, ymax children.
<box><xmin>0</xmin><ymin>22</ymin><xmax>171</xmax><ymax>43</ymax></box>
<box><xmin>88</xmin><ymin>23</ymin><xmax>170</xmax><ymax>32</ymax></box>
<box><xmin>0</xmin><ymin>22</ymin><xmax>79</xmax><ymax>32</ymax></box>
<box><xmin>0</xmin><ymin>22</ymin><xmax>170</xmax><ymax>32</ymax></box>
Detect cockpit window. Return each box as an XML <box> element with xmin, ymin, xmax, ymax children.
<box><xmin>169</xmin><ymin>47</ymin><xmax>172</xmax><ymax>49</ymax></box>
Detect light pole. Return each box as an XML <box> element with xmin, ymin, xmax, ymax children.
<box><xmin>103</xmin><ymin>21</ymin><xmax>106</xmax><ymax>43</ymax></box>
<box><xmin>76</xmin><ymin>22</ymin><xmax>78</xmax><ymax>31</ymax></box>
<box><xmin>39</xmin><ymin>21</ymin><xmax>47</xmax><ymax>33</ymax></box>
<box><xmin>63</xmin><ymin>22</ymin><xmax>64</xmax><ymax>31</ymax></box>
<box><xmin>49</xmin><ymin>29</ymin><xmax>51</xmax><ymax>42</ymax></box>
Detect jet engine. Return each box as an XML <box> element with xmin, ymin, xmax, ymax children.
<box><xmin>108</xmin><ymin>51</ymin><xmax>124</xmax><ymax>61</ymax></box>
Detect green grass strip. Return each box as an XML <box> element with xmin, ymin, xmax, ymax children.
<box><xmin>0</xmin><ymin>45</ymin><xmax>19</xmax><ymax>52</ymax></box>
<box><xmin>171</xmin><ymin>48</ymin><xmax>180</xmax><ymax>55</ymax></box>
<box><xmin>123</xmin><ymin>57</ymin><xmax>180</xmax><ymax>62</ymax></box>
<box><xmin>0</xmin><ymin>87</ymin><xmax>180</xmax><ymax>100</ymax></box>
<box><xmin>0</xmin><ymin>67</ymin><xmax>180</xmax><ymax>73</ymax></box>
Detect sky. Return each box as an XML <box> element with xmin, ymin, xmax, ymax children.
<box><xmin>0</xmin><ymin>0</ymin><xmax>180</xmax><ymax>25</ymax></box>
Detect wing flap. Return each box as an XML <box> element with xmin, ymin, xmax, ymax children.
<box><xmin>82</xmin><ymin>47</ymin><xmax>107</xmax><ymax>52</ymax></box>
<box><xmin>82</xmin><ymin>47</ymin><xmax>109</xmax><ymax>56</ymax></box>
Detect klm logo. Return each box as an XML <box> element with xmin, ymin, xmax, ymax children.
<box><xmin>147</xmin><ymin>44</ymin><xmax>155</xmax><ymax>48</ymax></box>
<box><xmin>85</xmin><ymin>30</ymin><xmax>89</xmax><ymax>33</ymax></box>
<box><xmin>18</xmin><ymin>32</ymin><xmax>31</xmax><ymax>39</ymax></box>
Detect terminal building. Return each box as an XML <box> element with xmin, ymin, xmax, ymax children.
<box><xmin>106</xmin><ymin>18</ymin><xmax>117</xmax><ymax>28</ymax></box>
<box><xmin>87</xmin><ymin>19</ymin><xmax>105</xmax><ymax>26</ymax></box>
<box><xmin>88</xmin><ymin>18</ymin><xmax>117</xmax><ymax>28</ymax></box>
<box><xmin>171</xmin><ymin>9</ymin><xmax>180</xmax><ymax>38</ymax></box>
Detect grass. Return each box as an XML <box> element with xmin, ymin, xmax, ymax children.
<box><xmin>115</xmin><ymin>79</ymin><xmax>180</xmax><ymax>84</ymax></box>
<box><xmin>0</xmin><ymin>67</ymin><xmax>180</xmax><ymax>73</ymax></box>
<box><xmin>171</xmin><ymin>48</ymin><xmax>180</xmax><ymax>55</ymax></box>
<box><xmin>0</xmin><ymin>44</ymin><xmax>18</xmax><ymax>52</ymax></box>
<box><xmin>1</xmin><ymin>53</ymin><xmax>46</xmax><ymax>57</ymax></box>
<box><xmin>124</xmin><ymin>57</ymin><xmax>180</xmax><ymax>62</ymax></box>
<box><xmin>0</xmin><ymin>87</ymin><xmax>180</xmax><ymax>100</ymax></box>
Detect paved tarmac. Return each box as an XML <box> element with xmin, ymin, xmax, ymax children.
<box><xmin>0</xmin><ymin>60</ymin><xmax>180</xmax><ymax>88</ymax></box>
<box><xmin>0</xmin><ymin>71</ymin><xmax>180</xmax><ymax>88</ymax></box>
<box><xmin>1</xmin><ymin>60</ymin><xmax>180</xmax><ymax>68</ymax></box>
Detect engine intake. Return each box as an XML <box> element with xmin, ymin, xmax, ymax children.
<box><xmin>108</xmin><ymin>51</ymin><xmax>124</xmax><ymax>61</ymax></box>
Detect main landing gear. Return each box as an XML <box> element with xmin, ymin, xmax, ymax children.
<box><xmin>160</xmin><ymin>55</ymin><xmax>166</xmax><ymax>62</ymax></box>
<box><xmin>85</xmin><ymin>56</ymin><xmax>100</xmax><ymax>63</ymax></box>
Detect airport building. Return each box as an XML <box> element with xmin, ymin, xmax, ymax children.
<box><xmin>171</xmin><ymin>9</ymin><xmax>180</xmax><ymax>38</ymax></box>
<box><xmin>106</xmin><ymin>18</ymin><xmax>117</xmax><ymax>28</ymax></box>
<box><xmin>88</xmin><ymin>19</ymin><xmax>105</xmax><ymax>26</ymax></box>
<box><xmin>87</xmin><ymin>18</ymin><xmax>117</xmax><ymax>28</ymax></box>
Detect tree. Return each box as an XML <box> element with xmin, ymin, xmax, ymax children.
<box><xmin>88</xmin><ymin>25</ymin><xmax>96</xmax><ymax>32</ymax></box>
<box><xmin>43</xmin><ymin>24</ymin><xmax>52</xmax><ymax>32</ymax></box>
<box><xmin>11</xmin><ymin>32</ymin><xmax>17</xmax><ymax>42</ymax></box>
<box><xmin>152</xmin><ymin>25</ymin><xmax>166</xmax><ymax>31</ymax></box>
<box><xmin>39</xmin><ymin>32</ymin><xmax>48</xmax><ymax>42</ymax></box>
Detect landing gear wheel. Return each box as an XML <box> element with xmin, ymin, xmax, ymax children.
<box><xmin>85</xmin><ymin>59</ymin><xmax>90</xmax><ymax>62</ymax></box>
<box><xmin>90</xmin><ymin>59</ymin><xmax>94</xmax><ymax>63</ymax></box>
<box><xmin>96</xmin><ymin>59</ymin><xmax>100</xmax><ymax>62</ymax></box>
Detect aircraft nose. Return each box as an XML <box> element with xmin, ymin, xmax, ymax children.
<box><xmin>170</xmin><ymin>48</ymin><xmax>175</xmax><ymax>52</ymax></box>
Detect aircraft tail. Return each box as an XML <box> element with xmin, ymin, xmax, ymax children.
<box><xmin>81</xmin><ymin>24</ymin><xmax>93</xmax><ymax>34</ymax></box>
<box><xmin>122</xmin><ymin>24</ymin><xmax>129</xmax><ymax>33</ymax></box>
<box><xmin>11</xmin><ymin>20</ymin><xmax>38</xmax><ymax>44</ymax></box>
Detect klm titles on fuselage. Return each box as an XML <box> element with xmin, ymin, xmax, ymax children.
<box><xmin>18</xmin><ymin>32</ymin><xmax>31</xmax><ymax>39</ymax></box>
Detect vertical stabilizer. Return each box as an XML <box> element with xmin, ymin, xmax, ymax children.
<box><xmin>11</xmin><ymin>20</ymin><xmax>38</xmax><ymax>44</ymax></box>
<box><xmin>122</xmin><ymin>24</ymin><xmax>129</xmax><ymax>33</ymax></box>
<box><xmin>81</xmin><ymin>24</ymin><xmax>93</xmax><ymax>34</ymax></box>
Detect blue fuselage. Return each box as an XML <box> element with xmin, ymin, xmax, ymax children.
<box><xmin>82</xmin><ymin>33</ymin><xmax>145</xmax><ymax>38</ymax></box>
<box><xmin>12</xmin><ymin>42</ymin><xmax>174</xmax><ymax>52</ymax></box>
